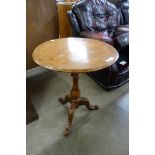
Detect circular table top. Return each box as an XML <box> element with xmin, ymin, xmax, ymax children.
<box><xmin>32</xmin><ymin>38</ymin><xmax>119</xmax><ymax>73</ymax></box>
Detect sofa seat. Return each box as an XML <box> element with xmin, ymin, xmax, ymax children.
<box><xmin>80</xmin><ymin>31</ymin><xmax>113</xmax><ymax>44</ymax></box>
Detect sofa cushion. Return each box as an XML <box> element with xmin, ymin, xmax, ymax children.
<box><xmin>80</xmin><ymin>31</ymin><xmax>113</xmax><ymax>44</ymax></box>
<box><xmin>115</xmin><ymin>25</ymin><xmax>129</xmax><ymax>36</ymax></box>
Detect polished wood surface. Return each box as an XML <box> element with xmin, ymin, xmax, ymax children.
<box><xmin>57</xmin><ymin>2</ymin><xmax>74</xmax><ymax>38</ymax></box>
<box><xmin>33</xmin><ymin>38</ymin><xmax>119</xmax><ymax>73</ymax></box>
<box><xmin>26</xmin><ymin>0</ymin><xmax>59</xmax><ymax>70</ymax></box>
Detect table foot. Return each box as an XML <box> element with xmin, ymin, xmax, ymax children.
<box><xmin>59</xmin><ymin>95</ymin><xmax>70</xmax><ymax>105</ymax></box>
<box><xmin>64</xmin><ymin>102</ymin><xmax>76</xmax><ymax>136</ymax></box>
<box><xmin>64</xmin><ymin>125</ymin><xmax>71</xmax><ymax>137</ymax></box>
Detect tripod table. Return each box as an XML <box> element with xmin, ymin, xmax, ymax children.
<box><xmin>32</xmin><ymin>38</ymin><xmax>119</xmax><ymax>136</ymax></box>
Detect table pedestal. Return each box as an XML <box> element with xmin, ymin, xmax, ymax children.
<box><xmin>59</xmin><ymin>73</ymin><xmax>99</xmax><ymax>136</ymax></box>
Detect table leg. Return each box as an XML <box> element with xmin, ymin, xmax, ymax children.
<box><xmin>64</xmin><ymin>102</ymin><xmax>76</xmax><ymax>136</ymax></box>
<box><xmin>59</xmin><ymin>73</ymin><xmax>99</xmax><ymax>136</ymax></box>
<box><xmin>59</xmin><ymin>94</ymin><xmax>70</xmax><ymax>105</ymax></box>
<box><xmin>78</xmin><ymin>97</ymin><xmax>99</xmax><ymax>110</ymax></box>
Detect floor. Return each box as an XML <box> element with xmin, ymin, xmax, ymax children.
<box><xmin>26</xmin><ymin>68</ymin><xmax>129</xmax><ymax>155</ymax></box>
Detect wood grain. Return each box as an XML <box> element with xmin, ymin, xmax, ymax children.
<box><xmin>57</xmin><ymin>2</ymin><xmax>74</xmax><ymax>38</ymax></box>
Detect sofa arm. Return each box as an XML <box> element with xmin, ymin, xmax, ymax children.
<box><xmin>114</xmin><ymin>32</ymin><xmax>129</xmax><ymax>50</ymax></box>
<box><xmin>67</xmin><ymin>10</ymin><xmax>80</xmax><ymax>37</ymax></box>
<box><xmin>114</xmin><ymin>25</ymin><xmax>129</xmax><ymax>49</ymax></box>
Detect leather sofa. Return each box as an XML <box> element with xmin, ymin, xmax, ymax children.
<box><xmin>68</xmin><ymin>0</ymin><xmax>129</xmax><ymax>90</ymax></box>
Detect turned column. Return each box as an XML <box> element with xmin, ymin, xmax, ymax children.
<box><xmin>70</xmin><ymin>73</ymin><xmax>80</xmax><ymax>100</ymax></box>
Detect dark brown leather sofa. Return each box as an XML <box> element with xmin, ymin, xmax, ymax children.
<box><xmin>68</xmin><ymin>0</ymin><xmax>129</xmax><ymax>90</ymax></box>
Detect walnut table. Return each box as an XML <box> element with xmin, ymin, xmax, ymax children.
<box><xmin>32</xmin><ymin>38</ymin><xmax>119</xmax><ymax>136</ymax></box>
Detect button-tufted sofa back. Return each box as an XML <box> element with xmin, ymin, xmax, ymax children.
<box><xmin>72</xmin><ymin>0</ymin><xmax>120</xmax><ymax>33</ymax></box>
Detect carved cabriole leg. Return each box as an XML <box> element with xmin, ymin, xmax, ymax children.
<box><xmin>59</xmin><ymin>94</ymin><xmax>70</xmax><ymax>105</ymax></box>
<box><xmin>64</xmin><ymin>73</ymin><xmax>80</xmax><ymax>136</ymax></box>
<box><xmin>64</xmin><ymin>102</ymin><xmax>76</xmax><ymax>136</ymax></box>
<box><xmin>78</xmin><ymin>97</ymin><xmax>99</xmax><ymax>110</ymax></box>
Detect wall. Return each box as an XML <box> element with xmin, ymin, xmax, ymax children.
<box><xmin>26</xmin><ymin>0</ymin><xmax>59</xmax><ymax>70</ymax></box>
